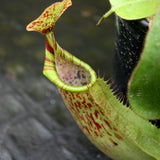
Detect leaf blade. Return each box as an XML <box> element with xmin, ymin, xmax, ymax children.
<box><xmin>113</xmin><ymin>0</ymin><xmax>160</xmax><ymax>20</ymax></box>
<box><xmin>97</xmin><ymin>0</ymin><xmax>160</xmax><ymax>25</ymax></box>
<box><xmin>128</xmin><ymin>7</ymin><xmax>160</xmax><ymax>120</ymax></box>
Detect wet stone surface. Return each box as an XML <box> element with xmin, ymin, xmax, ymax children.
<box><xmin>0</xmin><ymin>0</ymin><xmax>114</xmax><ymax>159</ymax></box>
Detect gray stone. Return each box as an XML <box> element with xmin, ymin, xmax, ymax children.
<box><xmin>0</xmin><ymin>146</ymin><xmax>12</xmax><ymax>160</ymax></box>
<box><xmin>9</xmin><ymin>118</ymin><xmax>53</xmax><ymax>157</ymax></box>
<box><xmin>0</xmin><ymin>94</ymin><xmax>25</xmax><ymax>124</ymax></box>
<box><xmin>23</xmin><ymin>77</ymin><xmax>58</xmax><ymax>102</ymax></box>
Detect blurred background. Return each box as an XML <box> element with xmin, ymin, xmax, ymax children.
<box><xmin>0</xmin><ymin>0</ymin><xmax>115</xmax><ymax>159</ymax></box>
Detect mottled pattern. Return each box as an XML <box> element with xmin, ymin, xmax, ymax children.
<box><xmin>60</xmin><ymin>89</ymin><xmax>123</xmax><ymax>148</ymax></box>
<box><xmin>55</xmin><ymin>56</ymin><xmax>91</xmax><ymax>86</ymax></box>
<box><xmin>59</xmin><ymin>83</ymin><xmax>156</xmax><ymax>160</ymax></box>
<box><xmin>26</xmin><ymin>0</ymin><xmax>72</xmax><ymax>34</ymax></box>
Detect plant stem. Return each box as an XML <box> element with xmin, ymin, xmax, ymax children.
<box><xmin>96</xmin><ymin>9</ymin><xmax>113</xmax><ymax>26</ymax></box>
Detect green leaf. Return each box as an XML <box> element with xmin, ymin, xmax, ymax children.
<box><xmin>97</xmin><ymin>0</ymin><xmax>160</xmax><ymax>26</ymax></box>
<box><xmin>110</xmin><ymin>0</ymin><xmax>160</xmax><ymax>19</ymax></box>
<box><xmin>128</xmin><ymin>7</ymin><xmax>160</xmax><ymax>120</ymax></box>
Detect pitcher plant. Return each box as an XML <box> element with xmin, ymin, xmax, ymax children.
<box><xmin>26</xmin><ymin>0</ymin><xmax>160</xmax><ymax>160</ymax></box>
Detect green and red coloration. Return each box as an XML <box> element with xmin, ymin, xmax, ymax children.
<box><xmin>26</xmin><ymin>1</ymin><xmax>160</xmax><ymax>160</ymax></box>
<box><xmin>27</xmin><ymin>0</ymin><xmax>72</xmax><ymax>34</ymax></box>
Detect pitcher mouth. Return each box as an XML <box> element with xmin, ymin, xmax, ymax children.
<box><xmin>43</xmin><ymin>32</ymin><xmax>97</xmax><ymax>92</ymax></box>
<box><xmin>26</xmin><ymin>0</ymin><xmax>97</xmax><ymax>92</ymax></box>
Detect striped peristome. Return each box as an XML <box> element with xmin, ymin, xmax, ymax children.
<box><xmin>43</xmin><ymin>32</ymin><xmax>97</xmax><ymax>92</ymax></box>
